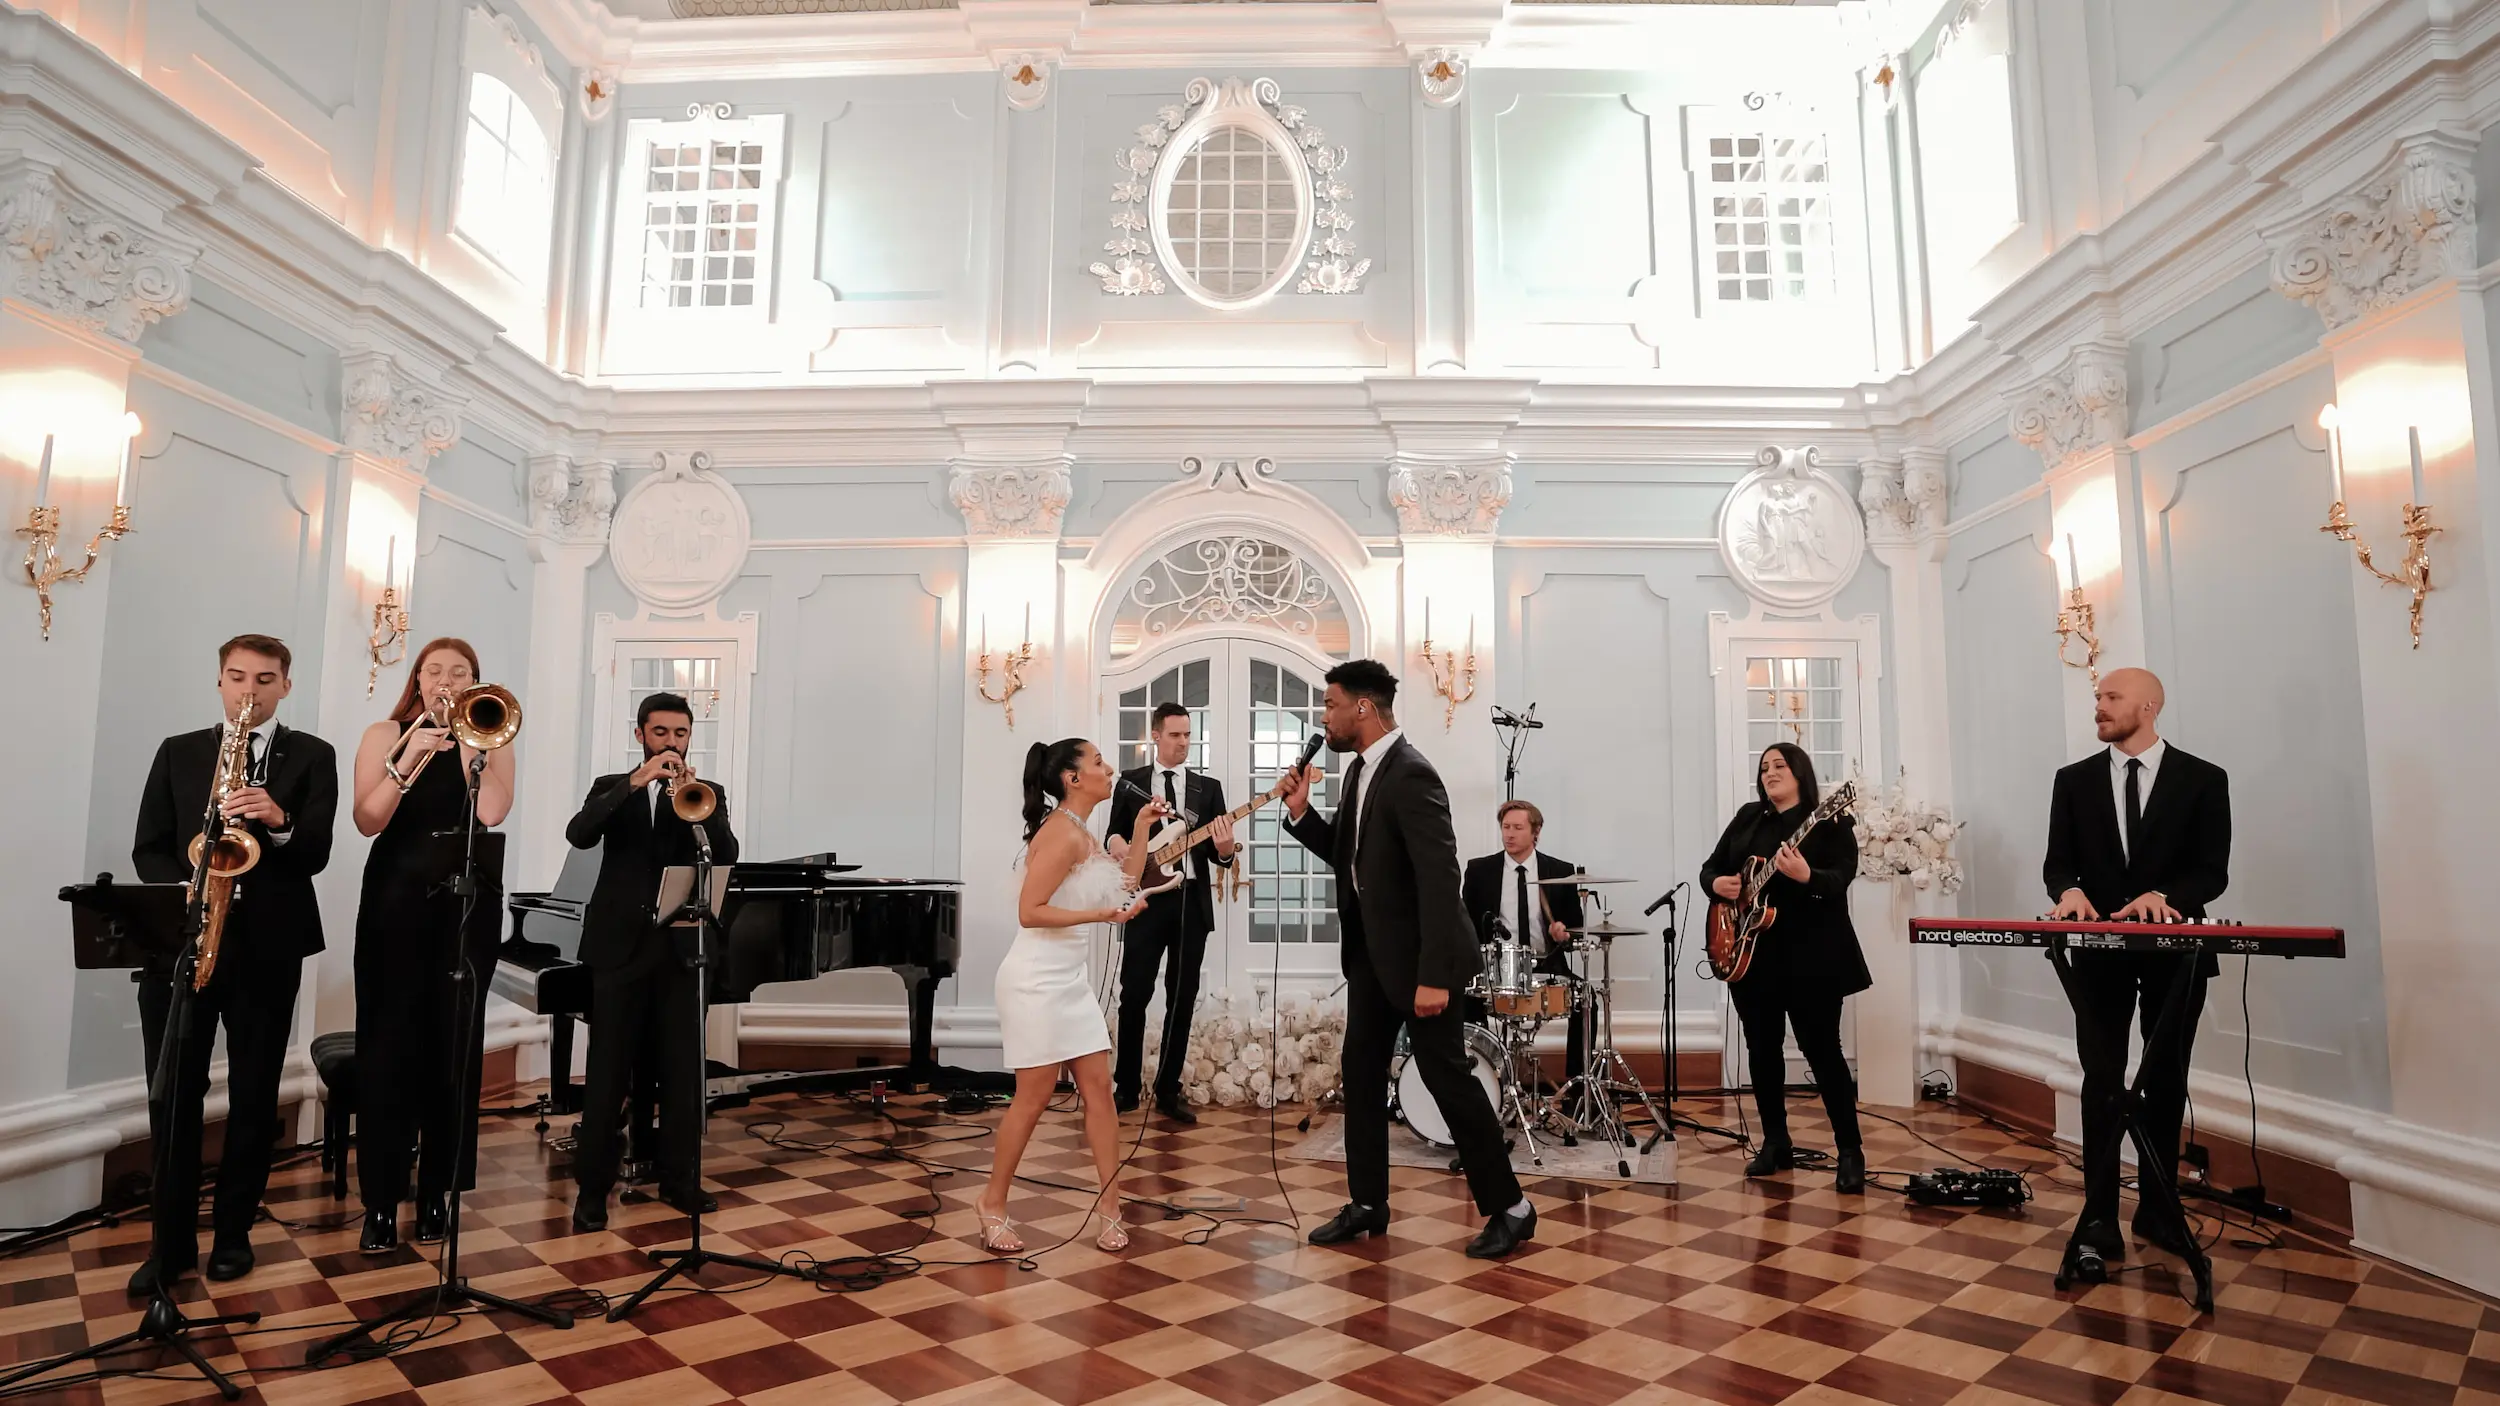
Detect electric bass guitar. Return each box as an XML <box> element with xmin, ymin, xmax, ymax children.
<box><xmin>1132</xmin><ymin>733</ymin><xmax>1326</xmax><ymax>898</ymax></box>
<box><xmin>1705</xmin><ymin>779</ymin><xmax>1859</xmax><ymax>983</ymax></box>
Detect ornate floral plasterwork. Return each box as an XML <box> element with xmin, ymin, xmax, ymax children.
<box><xmin>528</xmin><ymin>456</ymin><xmax>618</xmax><ymax>545</ymax></box>
<box><xmin>1002</xmin><ymin>53</ymin><xmax>1051</xmax><ymax>112</ymax></box>
<box><xmin>1417</xmin><ymin>50</ymin><xmax>1468</xmax><ymax>108</ymax></box>
<box><xmin>610</xmin><ymin>450</ymin><xmax>751</xmax><ymax>611</ymax></box>
<box><xmin>1180</xmin><ymin>456</ymin><xmax>1278</xmax><ymax>492</ymax></box>
<box><xmin>0</xmin><ymin>165</ymin><xmax>194</xmax><ymax>345</ymax></box>
<box><xmin>1387</xmin><ymin>457</ymin><xmax>1512</xmax><ymax>538</ymax></box>
<box><xmin>2008</xmin><ymin>347</ymin><xmax>2128</xmax><ymax>473</ymax></box>
<box><xmin>1090</xmin><ymin>76</ymin><xmax>1368</xmax><ymax>303</ymax></box>
<box><xmin>342</xmin><ymin>353</ymin><xmax>464</xmax><ymax>471</ymax></box>
<box><xmin>1128</xmin><ymin>536</ymin><xmax>1343</xmax><ymax>650</ymax></box>
<box><xmin>951</xmin><ymin>458</ymin><xmax>1073</xmax><ymax>539</ymax></box>
<box><xmin>1718</xmin><ymin>446</ymin><xmax>1865</xmax><ymax>610</ymax></box>
<box><xmin>2269</xmin><ymin>138</ymin><xmax>2476</xmax><ymax>331</ymax></box>
<box><xmin>1858</xmin><ymin>454</ymin><xmax>1947</xmax><ymax>544</ymax></box>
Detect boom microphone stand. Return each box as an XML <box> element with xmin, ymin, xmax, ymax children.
<box><xmin>1491</xmin><ymin>704</ymin><xmax>1540</xmax><ymax>804</ymax></box>
<box><xmin>607</xmin><ymin>824</ymin><xmax>807</xmax><ymax>1321</ymax></box>
<box><xmin>310</xmin><ymin>754</ymin><xmax>572</xmax><ymax>1362</ymax></box>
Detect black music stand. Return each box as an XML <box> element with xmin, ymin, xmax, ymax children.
<box><xmin>2045</xmin><ymin>942</ymin><xmax>2215</xmax><ymax>1313</ymax></box>
<box><xmin>310</xmin><ymin>763</ymin><xmax>572</xmax><ymax>1364</ymax></box>
<box><xmin>607</xmin><ymin>847</ymin><xmax>807</xmax><ymax>1322</ymax></box>
<box><xmin>0</xmin><ymin>881</ymin><xmax>265</xmax><ymax>1400</ymax></box>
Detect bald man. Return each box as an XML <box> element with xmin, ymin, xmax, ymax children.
<box><xmin>2042</xmin><ymin>668</ymin><xmax>2231</xmax><ymax>1267</ymax></box>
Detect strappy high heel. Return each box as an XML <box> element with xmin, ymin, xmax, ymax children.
<box><xmin>1094</xmin><ymin>1195</ymin><xmax>1129</xmax><ymax>1252</ymax></box>
<box><xmin>977</xmin><ymin>1205</ymin><xmax>1024</xmax><ymax>1254</ymax></box>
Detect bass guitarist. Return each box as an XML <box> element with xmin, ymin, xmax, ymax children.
<box><xmin>1700</xmin><ymin>741</ymin><xmax>1868</xmax><ymax>1192</ymax></box>
<box><xmin>1105</xmin><ymin>702</ymin><xmax>1237</xmax><ymax>1123</ymax></box>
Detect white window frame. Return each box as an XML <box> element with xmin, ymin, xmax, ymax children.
<box><xmin>604</xmin><ymin>106</ymin><xmax>787</xmax><ymax>360</ymax></box>
<box><xmin>1149</xmin><ymin>91</ymin><xmax>1314</xmax><ymax>312</ymax></box>
<box><xmin>588</xmin><ymin>611</ymin><xmax>761</xmax><ymax>831</ymax></box>
<box><xmin>448</xmin><ymin>5</ymin><xmax>562</xmax><ymax>292</ymax></box>
<box><xmin>1685</xmin><ymin>104</ymin><xmax>1840</xmax><ymax>312</ymax></box>
<box><xmin>1907</xmin><ymin>0</ymin><xmax>2026</xmax><ymax>332</ymax></box>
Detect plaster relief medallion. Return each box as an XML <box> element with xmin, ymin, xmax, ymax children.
<box><xmin>611</xmin><ymin>450</ymin><xmax>751</xmax><ymax>611</ymax></box>
<box><xmin>1716</xmin><ymin>446</ymin><xmax>1864</xmax><ymax>610</ymax></box>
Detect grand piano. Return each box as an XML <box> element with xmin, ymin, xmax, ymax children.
<box><xmin>494</xmin><ymin>848</ymin><xmax>963</xmax><ymax>1112</ymax></box>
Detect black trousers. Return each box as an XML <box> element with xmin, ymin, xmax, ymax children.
<box><xmin>1345</xmin><ymin>956</ymin><xmax>1521</xmax><ymax>1217</ymax></box>
<box><xmin>354</xmin><ymin>898</ymin><xmax>497</xmax><ymax>1216</ymax></box>
<box><xmin>2065</xmin><ymin>952</ymin><xmax>2208</xmax><ymax>1239</ymax></box>
<box><xmin>1464</xmin><ymin>949</ymin><xmax>1585</xmax><ymax>1085</ymax></box>
<box><xmin>138</xmin><ymin>953</ymin><xmax>304</xmax><ymax>1267</ymax></box>
<box><xmin>575</xmin><ymin>937</ymin><xmax>702</xmax><ymax>1199</ymax></box>
<box><xmin>1728</xmin><ymin>979</ymin><xmax>1860</xmax><ymax>1152</ymax></box>
<box><xmin>1113</xmin><ymin>891</ymin><xmax>1208</xmax><ymax>1105</ymax></box>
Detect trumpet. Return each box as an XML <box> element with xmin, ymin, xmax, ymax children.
<box><xmin>385</xmin><ymin>683</ymin><xmax>522</xmax><ymax>791</ymax></box>
<box><xmin>663</xmin><ymin>754</ymin><xmax>717</xmax><ymax>823</ymax></box>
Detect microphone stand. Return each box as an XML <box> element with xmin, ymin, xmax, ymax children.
<box><xmin>1491</xmin><ymin>705</ymin><xmax>1538</xmax><ymax>804</ymax></box>
<box><xmin>311</xmin><ymin>752</ymin><xmax>571</xmax><ymax>1363</ymax></box>
<box><xmin>607</xmin><ymin>820</ymin><xmax>807</xmax><ymax>1321</ymax></box>
<box><xmin>1642</xmin><ymin>883</ymin><xmax>1689</xmax><ymax>1155</ymax></box>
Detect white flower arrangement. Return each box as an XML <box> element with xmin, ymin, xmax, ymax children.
<box><xmin>1142</xmin><ymin>988</ymin><xmax>1346</xmax><ymax>1109</ymax></box>
<box><xmin>1851</xmin><ymin>768</ymin><xmax>1966</xmax><ymax>895</ymax></box>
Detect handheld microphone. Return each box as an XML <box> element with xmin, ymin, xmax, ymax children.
<box><xmin>1291</xmin><ymin>730</ymin><xmax>1326</xmax><ymax>775</ymax></box>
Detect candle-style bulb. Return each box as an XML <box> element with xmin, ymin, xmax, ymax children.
<box><xmin>2408</xmin><ymin>427</ymin><xmax>2427</xmax><ymax>506</ymax></box>
<box><xmin>32</xmin><ymin>433</ymin><xmax>52</xmax><ymax>508</ymax></box>
<box><xmin>384</xmin><ymin>535</ymin><xmax>396</xmax><ymax>594</ymax></box>
<box><xmin>2065</xmin><ymin>534</ymin><xmax>2080</xmax><ymax>592</ymax></box>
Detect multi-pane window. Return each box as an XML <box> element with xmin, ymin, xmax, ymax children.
<box><xmin>1245</xmin><ymin>660</ymin><xmax>1336</xmax><ymax>946</ymax></box>
<box><xmin>1164</xmin><ymin>127</ymin><xmax>1303</xmax><ymax>301</ymax></box>
<box><xmin>1744</xmin><ymin>655</ymin><xmax>1846</xmax><ymax>787</ymax></box>
<box><xmin>1114</xmin><ymin>661</ymin><xmax>1210</xmax><ymax>775</ymax></box>
<box><xmin>1704</xmin><ymin>132</ymin><xmax>1835</xmax><ymax>304</ymax></box>
<box><xmin>639</xmin><ymin>139</ymin><xmax>766</xmax><ymax>309</ymax></box>
<box><xmin>623</xmin><ymin>656</ymin><xmax>725</xmax><ymax>781</ymax></box>
<box><xmin>455</xmin><ymin>75</ymin><xmax>553</xmax><ymax>279</ymax></box>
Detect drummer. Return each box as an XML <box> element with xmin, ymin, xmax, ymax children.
<box><xmin>1462</xmin><ymin>801</ymin><xmax>1588</xmax><ymax>1087</ymax></box>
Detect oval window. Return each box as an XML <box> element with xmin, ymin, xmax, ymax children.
<box><xmin>1152</xmin><ymin>116</ymin><xmax>1312</xmax><ymax>310</ymax></box>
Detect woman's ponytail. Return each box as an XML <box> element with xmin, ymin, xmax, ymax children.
<box><xmin>1022</xmin><ymin>738</ymin><xmax>1086</xmax><ymax>841</ymax></box>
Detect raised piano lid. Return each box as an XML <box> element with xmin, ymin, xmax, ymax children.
<box><xmin>501</xmin><ymin>842</ymin><xmax>600</xmax><ymax>971</ymax></box>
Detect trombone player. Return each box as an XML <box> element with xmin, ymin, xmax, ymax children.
<box><xmin>128</xmin><ymin>634</ymin><xmax>337</xmax><ymax>1293</ymax></box>
<box><xmin>348</xmin><ymin>639</ymin><xmax>519</xmax><ymax>1254</ymax></box>
<box><xmin>565</xmin><ymin>691</ymin><xmax>739</xmax><ymax>1232</ymax></box>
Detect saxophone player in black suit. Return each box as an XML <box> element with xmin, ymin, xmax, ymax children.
<box><xmin>1461</xmin><ymin>800</ymin><xmax>1587</xmax><ymax>1085</ymax></box>
<box><xmin>1104</xmin><ymin>701</ymin><xmax>1238</xmax><ymax>1124</ymax></box>
<box><xmin>2043</xmin><ymin>667</ymin><xmax>2231</xmax><ymax>1266</ymax></box>
<box><xmin>1277</xmin><ymin>660</ymin><xmax>1537</xmax><ymax>1260</ymax></box>
<box><xmin>128</xmin><ymin>634</ymin><xmax>338</xmax><ymax>1293</ymax></box>
<box><xmin>565</xmin><ymin>692</ymin><xmax>740</xmax><ymax>1233</ymax></box>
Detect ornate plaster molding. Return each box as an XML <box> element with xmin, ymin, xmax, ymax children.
<box><xmin>1417</xmin><ymin>50</ymin><xmax>1467</xmax><ymax>108</ymax></box>
<box><xmin>610</xmin><ymin>450</ymin><xmax>751</xmax><ymax>612</ymax></box>
<box><xmin>1387</xmin><ymin>455</ymin><xmax>1512</xmax><ymax>538</ymax></box>
<box><xmin>671</xmin><ymin>0</ymin><xmax>956</xmax><ymax>12</ymax></box>
<box><xmin>2268</xmin><ymin>134</ymin><xmax>2476</xmax><ymax>331</ymax></box>
<box><xmin>527</xmin><ymin>455</ymin><xmax>618</xmax><ymax>546</ymax></box>
<box><xmin>2008</xmin><ymin>346</ymin><xmax>2128</xmax><ymax>474</ymax></box>
<box><xmin>342</xmin><ymin>352</ymin><xmax>464</xmax><ymax>471</ymax></box>
<box><xmin>951</xmin><ymin>458</ymin><xmax>1073</xmax><ymax>539</ymax></box>
<box><xmin>1719</xmin><ymin>446</ymin><xmax>1865</xmax><ymax>611</ymax></box>
<box><xmin>1858</xmin><ymin>450</ymin><xmax>1947</xmax><ymax>544</ymax></box>
<box><xmin>1001</xmin><ymin>53</ymin><xmax>1051</xmax><ymax>111</ymax></box>
<box><xmin>0</xmin><ymin>163</ymin><xmax>194</xmax><ymax>345</ymax></box>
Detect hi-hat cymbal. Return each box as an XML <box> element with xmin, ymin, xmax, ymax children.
<box><xmin>1533</xmin><ymin>874</ymin><xmax>1637</xmax><ymax>886</ymax></box>
<box><xmin>1566</xmin><ymin>921</ymin><xmax>1651</xmax><ymax>938</ymax></box>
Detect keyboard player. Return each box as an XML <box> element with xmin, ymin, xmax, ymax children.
<box><xmin>563</xmin><ymin>692</ymin><xmax>740</xmax><ymax>1233</ymax></box>
<box><xmin>2042</xmin><ymin>668</ymin><xmax>2230</xmax><ymax>1268</ymax></box>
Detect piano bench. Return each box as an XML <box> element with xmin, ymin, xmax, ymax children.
<box><xmin>310</xmin><ymin>1032</ymin><xmax>358</xmax><ymax>1201</ymax></box>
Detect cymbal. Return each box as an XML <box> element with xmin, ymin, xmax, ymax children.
<box><xmin>1533</xmin><ymin>874</ymin><xmax>1637</xmax><ymax>886</ymax></box>
<box><xmin>1565</xmin><ymin>921</ymin><xmax>1651</xmax><ymax>938</ymax></box>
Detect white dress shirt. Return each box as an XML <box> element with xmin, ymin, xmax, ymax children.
<box><xmin>247</xmin><ymin>719</ymin><xmax>292</xmax><ymax>842</ymax></box>
<box><xmin>1499</xmin><ymin>849</ymin><xmax>1545</xmax><ymax>948</ymax></box>
<box><xmin>1344</xmin><ymin>727</ymin><xmax>1404</xmax><ymax>885</ymax></box>
<box><xmin>2108</xmin><ymin>737</ymin><xmax>2166</xmax><ymax>861</ymax></box>
<box><xmin>1154</xmin><ymin>762</ymin><xmax>1194</xmax><ymax>878</ymax></box>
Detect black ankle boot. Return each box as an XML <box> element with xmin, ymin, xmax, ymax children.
<box><xmin>1835</xmin><ymin>1149</ymin><xmax>1866</xmax><ymax>1194</ymax></box>
<box><xmin>1744</xmin><ymin>1141</ymin><xmax>1794</xmax><ymax>1178</ymax></box>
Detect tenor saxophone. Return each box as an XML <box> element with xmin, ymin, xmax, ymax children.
<box><xmin>186</xmin><ymin>695</ymin><xmax>262</xmax><ymax>991</ymax></box>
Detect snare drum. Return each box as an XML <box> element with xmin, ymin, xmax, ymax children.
<box><xmin>1490</xmin><ymin>975</ymin><xmax>1572</xmax><ymax>1021</ymax></box>
<box><xmin>1479</xmin><ymin>940</ymin><xmax>1538</xmax><ymax>997</ymax></box>
<box><xmin>1390</xmin><ymin>1023</ymin><xmax>1506</xmax><ymax>1147</ymax></box>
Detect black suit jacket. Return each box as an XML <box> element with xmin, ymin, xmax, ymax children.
<box><xmin>1700</xmin><ymin>800</ymin><xmax>1871</xmax><ymax>997</ymax></box>
<box><xmin>1462</xmin><ymin>851</ymin><xmax>1586</xmax><ymax>948</ymax></box>
<box><xmin>132</xmin><ymin>723</ymin><xmax>339</xmax><ymax>962</ymax></box>
<box><xmin>1284</xmin><ymin>735</ymin><xmax>1478</xmax><ymax>1001</ymax></box>
<box><xmin>1106</xmin><ymin>764</ymin><xmax>1232</xmax><ymax>939</ymax></box>
<box><xmin>2043</xmin><ymin>743</ymin><xmax>2231</xmax><ymax>974</ymax></box>
<box><xmin>565</xmin><ymin>771</ymin><xmax>742</xmax><ymax>971</ymax></box>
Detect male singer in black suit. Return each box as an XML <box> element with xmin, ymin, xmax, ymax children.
<box><xmin>1104</xmin><ymin>701</ymin><xmax>1238</xmax><ymax>1123</ymax></box>
<box><xmin>2042</xmin><ymin>667</ymin><xmax>2231</xmax><ymax>1266</ymax></box>
<box><xmin>1462</xmin><ymin>800</ymin><xmax>1587</xmax><ymax>1085</ymax></box>
<box><xmin>565</xmin><ymin>692</ymin><xmax>740</xmax><ymax>1232</ymax></box>
<box><xmin>128</xmin><ymin>634</ymin><xmax>338</xmax><ymax>1293</ymax></box>
<box><xmin>1279</xmin><ymin>659</ymin><xmax>1535</xmax><ymax>1259</ymax></box>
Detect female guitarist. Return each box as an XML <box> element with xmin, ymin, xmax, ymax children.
<box><xmin>1699</xmin><ymin>742</ymin><xmax>1870</xmax><ymax>1191</ymax></box>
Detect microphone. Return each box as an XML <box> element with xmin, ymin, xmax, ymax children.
<box><xmin>1644</xmin><ymin>884</ymin><xmax>1679</xmax><ymax>917</ymax></box>
<box><xmin>1290</xmin><ymin>730</ymin><xmax>1326</xmax><ymax>776</ymax></box>
<box><xmin>1491</xmin><ymin>705</ymin><xmax>1543</xmax><ymax>730</ymax></box>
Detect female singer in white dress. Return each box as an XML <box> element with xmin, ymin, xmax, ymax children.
<box><xmin>977</xmin><ymin>737</ymin><xmax>1164</xmax><ymax>1254</ymax></box>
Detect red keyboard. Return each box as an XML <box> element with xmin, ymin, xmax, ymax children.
<box><xmin>1909</xmin><ymin>917</ymin><xmax>2345</xmax><ymax>959</ymax></box>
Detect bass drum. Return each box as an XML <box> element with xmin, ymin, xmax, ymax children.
<box><xmin>1391</xmin><ymin>1024</ymin><xmax>1506</xmax><ymax>1147</ymax></box>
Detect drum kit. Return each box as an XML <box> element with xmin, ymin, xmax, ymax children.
<box><xmin>1390</xmin><ymin>873</ymin><xmax>1668</xmax><ymax>1178</ymax></box>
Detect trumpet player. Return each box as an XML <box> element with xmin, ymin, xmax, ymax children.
<box><xmin>349</xmin><ymin>639</ymin><xmax>517</xmax><ymax>1254</ymax></box>
<box><xmin>563</xmin><ymin>691</ymin><xmax>739</xmax><ymax>1232</ymax></box>
<box><xmin>128</xmin><ymin>635</ymin><xmax>337</xmax><ymax>1294</ymax></box>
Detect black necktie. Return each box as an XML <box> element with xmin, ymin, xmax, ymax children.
<box><xmin>1164</xmin><ymin>770</ymin><xmax>1183</xmax><ymax>876</ymax></box>
<box><xmin>247</xmin><ymin>732</ymin><xmax>267</xmax><ymax>786</ymax></box>
<box><xmin>1515</xmin><ymin>863</ymin><xmax>1533</xmax><ymax>947</ymax></box>
<box><xmin>1340</xmin><ymin>754</ymin><xmax>1367</xmax><ymax>875</ymax></box>
<box><xmin>2124</xmin><ymin>758</ymin><xmax>2143</xmax><ymax>862</ymax></box>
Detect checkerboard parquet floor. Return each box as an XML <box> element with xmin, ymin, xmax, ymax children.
<box><xmin>4</xmin><ymin>1086</ymin><xmax>2497</xmax><ymax>1405</ymax></box>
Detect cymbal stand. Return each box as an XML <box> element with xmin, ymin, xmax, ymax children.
<box><xmin>1552</xmin><ymin>891</ymin><xmax>1666</xmax><ymax>1179</ymax></box>
<box><xmin>1489</xmin><ymin>1014</ymin><xmax>1550</xmax><ymax>1170</ymax></box>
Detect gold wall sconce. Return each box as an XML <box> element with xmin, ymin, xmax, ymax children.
<box><xmin>1417</xmin><ymin>601</ymin><xmax>1477</xmax><ymax>729</ymax></box>
<box><xmin>977</xmin><ymin>605</ymin><xmax>1035</xmax><ymax>728</ymax></box>
<box><xmin>2052</xmin><ymin>533</ymin><xmax>2101</xmax><ymax>684</ymax></box>
<box><xmin>366</xmin><ymin>533</ymin><xmax>409</xmax><ymax>696</ymax></box>
<box><xmin>2318</xmin><ymin>406</ymin><xmax>2438</xmax><ymax>649</ymax></box>
<box><xmin>18</xmin><ymin>418</ymin><xmax>139</xmax><ymax>641</ymax></box>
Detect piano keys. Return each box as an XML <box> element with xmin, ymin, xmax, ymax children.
<box><xmin>1909</xmin><ymin>917</ymin><xmax>2344</xmax><ymax>959</ymax></box>
<box><xmin>493</xmin><ymin>850</ymin><xmax>964</xmax><ymax>1111</ymax></box>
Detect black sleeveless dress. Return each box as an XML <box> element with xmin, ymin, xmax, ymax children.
<box><xmin>354</xmin><ymin>751</ymin><xmax>501</xmax><ymax>1216</ymax></box>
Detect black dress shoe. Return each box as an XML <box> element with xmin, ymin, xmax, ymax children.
<box><xmin>414</xmin><ymin>1197</ymin><xmax>448</xmax><ymax>1245</ymax></box>
<box><xmin>126</xmin><ymin>1257</ymin><xmax>193</xmax><ymax>1297</ymax></box>
<box><xmin>1466</xmin><ymin>1204</ymin><xmax>1536</xmax><ymax>1260</ymax></box>
<box><xmin>663</xmin><ymin>1186</ymin><xmax>719</xmax><ymax>1217</ymax></box>
<box><xmin>2070</xmin><ymin>1217</ymin><xmax>2125</xmax><ymax>1262</ymax></box>
<box><xmin>2132</xmin><ymin>1212</ymin><xmax>2198</xmax><ymax>1259</ymax></box>
<box><xmin>1308</xmin><ymin>1203</ymin><xmax>1390</xmax><ymax>1245</ymax></box>
<box><xmin>571</xmin><ymin>1197</ymin><xmax>608</xmax><ymax>1234</ymax></box>
<box><xmin>1157</xmin><ymin>1096</ymin><xmax>1198</xmax><ymax>1127</ymax></box>
<box><xmin>1114</xmin><ymin>1093</ymin><xmax>1140</xmax><ymax>1115</ymax></box>
<box><xmin>205</xmin><ymin>1243</ymin><xmax>254</xmax><ymax>1282</ymax></box>
<box><xmin>359</xmin><ymin>1210</ymin><xmax>400</xmax><ymax>1255</ymax></box>
<box><xmin>1744</xmin><ymin>1142</ymin><xmax>1796</xmax><ymax>1178</ymax></box>
<box><xmin>1835</xmin><ymin>1150</ymin><xmax>1867</xmax><ymax>1194</ymax></box>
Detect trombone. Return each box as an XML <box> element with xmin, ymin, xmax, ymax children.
<box><xmin>385</xmin><ymin>683</ymin><xmax>522</xmax><ymax>792</ymax></box>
